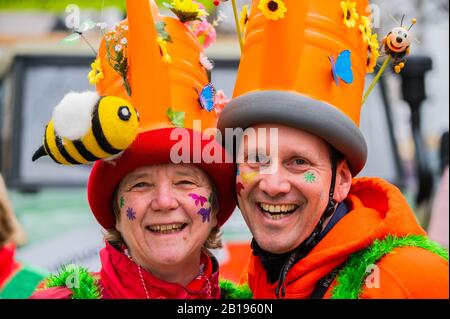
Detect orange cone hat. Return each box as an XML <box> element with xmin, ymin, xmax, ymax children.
<box><xmin>88</xmin><ymin>0</ymin><xmax>235</xmax><ymax>229</ymax></box>
<box><xmin>218</xmin><ymin>0</ymin><xmax>371</xmax><ymax>174</ymax></box>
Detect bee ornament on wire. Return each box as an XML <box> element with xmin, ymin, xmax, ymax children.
<box><xmin>362</xmin><ymin>16</ymin><xmax>418</xmax><ymax>105</ymax></box>
<box><xmin>32</xmin><ymin>92</ymin><xmax>140</xmax><ymax>165</ymax></box>
<box><xmin>381</xmin><ymin>16</ymin><xmax>417</xmax><ymax>74</ymax></box>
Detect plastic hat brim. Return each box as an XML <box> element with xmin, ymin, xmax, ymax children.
<box><xmin>88</xmin><ymin>128</ymin><xmax>236</xmax><ymax>229</ymax></box>
<box><xmin>217</xmin><ymin>90</ymin><xmax>367</xmax><ymax>175</ymax></box>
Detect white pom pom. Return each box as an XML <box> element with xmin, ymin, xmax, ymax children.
<box><xmin>53</xmin><ymin>91</ymin><xmax>100</xmax><ymax>140</ymax></box>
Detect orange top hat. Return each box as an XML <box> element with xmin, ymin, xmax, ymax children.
<box><xmin>87</xmin><ymin>0</ymin><xmax>235</xmax><ymax>229</ymax></box>
<box><xmin>217</xmin><ymin>0</ymin><xmax>371</xmax><ymax>174</ymax></box>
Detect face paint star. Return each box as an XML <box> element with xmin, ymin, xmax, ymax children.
<box><xmin>304</xmin><ymin>172</ymin><xmax>316</xmax><ymax>183</ymax></box>
<box><xmin>119</xmin><ymin>196</ymin><xmax>125</xmax><ymax>209</ymax></box>
<box><xmin>126</xmin><ymin>207</ymin><xmax>136</xmax><ymax>221</ymax></box>
<box><xmin>242</xmin><ymin>172</ymin><xmax>258</xmax><ymax>183</ymax></box>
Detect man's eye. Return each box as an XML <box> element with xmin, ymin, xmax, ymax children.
<box><xmin>248</xmin><ymin>154</ymin><xmax>269</xmax><ymax>164</ymax></box>
<box><xmin>293</xmin><ymin>158</ymin><xmax>307</xmax><ymax>166</ymax></box>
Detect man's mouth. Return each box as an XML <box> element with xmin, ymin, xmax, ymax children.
<box><xmin>257</xmin><ymin>202</ymin><xmax>299</xmax><ymax>220</ymax></box>
<box><xmin>146</xmin><ymin>223</ymin><xmax>187</xmax><ymax>234</ymax></box>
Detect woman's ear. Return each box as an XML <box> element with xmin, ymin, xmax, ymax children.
<box><xmin>334</xmin><ymin>160</ymin><xmax>353</xmax><ymax>202</ymax></box>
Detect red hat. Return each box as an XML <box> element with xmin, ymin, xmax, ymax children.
<box><xmin>87</xmin><ymin>0</ymin><xmax>236</xmax><ymax>229</ymax></box>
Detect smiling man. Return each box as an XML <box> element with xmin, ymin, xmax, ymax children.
<box><xmin>218</xmin><ymin>0</ymin><xmax>449</xmax><ymax>299</ymax></box>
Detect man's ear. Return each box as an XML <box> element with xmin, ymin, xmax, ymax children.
<box><xmin>334</xmin><ymin>160</ymin><xmax>352</xmax><ymax>202</ymax></box>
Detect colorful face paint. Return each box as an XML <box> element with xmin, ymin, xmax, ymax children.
<box><xmin>236</xmin><ymin>182</ymin><xmax>245</xmax><ymax>197</ymax></box>
<box><xmin>126</xmin><ymin>207</ymin><xmax>136</xmax><ymax>221</ymax></box>
<box><xmin>119</xmin><ymin>196</ymin><xmax>125</xmax><ymax>209</ymax></box>
<box><xmin>197</xmin><ymin>207</ymin><xmax>212</xmax><ymax>223</ymax></box>
<box><xmin>188</xmin><ymin>193</ymin><xmax>208</xmax><ymax>207</ymax></box>
<box><xmin>304</xmin><ymin>171</ymin><xmax>316</xmax><ymax>183</ymax></box>
<box><xmin>242</xmin><ymin>172</ymin><xmax>258</xmax><ymax>183</ymax></box>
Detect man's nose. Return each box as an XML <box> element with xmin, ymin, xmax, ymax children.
<box><xmin>258</xmin><ymin>170</ymin><xmax>291</xmax><ymax>197</ymax></box>
<box><xmin>150</xmin><ymin>184</ymin><xmax>179</xmax><ymax>211</ymax></box>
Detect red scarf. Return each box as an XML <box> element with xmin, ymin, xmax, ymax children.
<box><xmin>98</xmin><ymin>242</ymin><xmax>220</xmax><ymax>299</ymax></box>
<box><xmin>0</xmin><ymin>243</ymin><xmax>20</xmax><ymax>290</ymax></box>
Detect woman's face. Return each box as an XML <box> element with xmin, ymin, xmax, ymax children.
<box><xmin>115</xmin><ymin>164</ymin><xmax>217</xmax><ymax>272</ymax></box>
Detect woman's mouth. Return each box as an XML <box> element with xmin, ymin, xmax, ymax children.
<box><xmin>257</xmin><ymin>202</ymin><xmax>299</xmax><ymax>220</ymax></box>
<box><xmin>146</xmin><ymin>223</ymin><xmax>187</xmax><ymax>234</ymax></box>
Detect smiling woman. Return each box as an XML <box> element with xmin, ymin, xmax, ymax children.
<box><xmin>29</xmin><ymin>0</ymin><xmax>240</xmax><ymax>299</ymax></box>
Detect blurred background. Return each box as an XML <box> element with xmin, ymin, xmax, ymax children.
<box><xmin>0</xmin><ymin>0</ymin><xmax>448</xmax><ymax>283</ymax></box>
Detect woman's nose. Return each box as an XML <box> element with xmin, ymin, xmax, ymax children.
<box><xmin>150</xmin><ymin>185</ymin><xmax>179</xmax><ymax>211</ymax></box>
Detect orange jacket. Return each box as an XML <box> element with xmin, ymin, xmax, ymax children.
<box><xmin>244</xmin><ymin>177</ymin><xmax>449</xmax><ymax>299</ymax></box>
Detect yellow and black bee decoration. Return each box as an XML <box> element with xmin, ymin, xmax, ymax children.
<box><xmin>382</xmin><ymin>17</ymin><xmax>417</xmax><ymax>74</ymax></box>
<box><xmin>32</xmin><ymin>91</ymin><xmax>139</xmax><ymax>165</ymax></box>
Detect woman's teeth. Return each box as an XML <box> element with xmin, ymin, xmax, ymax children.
<box><xmin>147</xmin><ymin>223</ymin><xmax>186</xmax><ymax>234</ymax></box>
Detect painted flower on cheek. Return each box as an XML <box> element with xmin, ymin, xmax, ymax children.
<box><xmin>126</xmin><ymin>207</ymin><xmax>136</xmax><ymax>221</ymax></box>
<box><xmin>236</xmin><ymin>182</ymin><xmax>245</xmax><ymax>197</ymax></box>
<box><xmin>188</xmin><ymin>192</ymin><xmax>213</xmax><ymax>223</ymax></box>
<box><xmin>304</xmin><ymin>171</ymin><xmax>316</xmax><ymax>184</ymax></box>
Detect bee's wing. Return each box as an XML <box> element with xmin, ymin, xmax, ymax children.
<box><xmin>52</xmin><ymin>91</ymin><xmax>100</xmax><ymax>141</ymax></box>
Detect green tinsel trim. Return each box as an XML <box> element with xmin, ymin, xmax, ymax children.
<box><xmin>45</xmin><ymin>264</ymin><xmax>101</xmax><ymax>299</ymax></box>
<box><xmin>331</xmin><ymin>235</ymin><xmax>449</xmax><ymax>299</ymax></box>
<box><xmin>219</xmin><ymin>279</ymin><xmax>253</xmax><ymax>299</ymax></box>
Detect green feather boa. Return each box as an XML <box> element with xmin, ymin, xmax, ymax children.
<box><xmin>45</xmin><ymin>264</ymin><xmax>101</xmax><ymax>299</ymax></box>
<box><xmin>331</xmin><ymin>235</ymin><xmax>449</xmax><ymax>299</ymax></box>
<box><xmin>219</xmin><ymin>279</ymin><xmax>253</xmax><ymax>299</ymax></box>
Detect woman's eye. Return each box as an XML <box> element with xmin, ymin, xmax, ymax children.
<box><xmin>175</xmin><ymin>180</ymin><xmax>195</xmax><ymax>186</ymax></box>
<box><xmin>132</xmin><ymin>182</ymin><xmax>151</xmax><ymax>188</ymax></box>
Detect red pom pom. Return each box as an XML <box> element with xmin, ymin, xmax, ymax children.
<box><xmin>214</xmin><ymin>0</ymin><xmax>220</xmax><ymax>6</ymax></box>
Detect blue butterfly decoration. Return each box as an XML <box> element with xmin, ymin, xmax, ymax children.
<box><xmin>329</xmin><ymin>50</ymin><xmax>353</xmax><ymax>86</ymax></box>
<box><xmin>198</xmin><ymin>83</ymin><xmax>216</xmax><ymax>112</ymax></box>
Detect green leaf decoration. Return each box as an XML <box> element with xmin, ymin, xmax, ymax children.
<box><xmin>78</xmin><ymin>19</ymin><xmax>97</xmax><ymax>32</ymax></box>
<box><xmin>156</xmin><ymin>21</ymin><xmax>172</xmax><ymax>43</ymax></box>
<box><xmin>166</xmin><ymin>107</ymin><xmax>186</xmax><ymax>128</ymax></box>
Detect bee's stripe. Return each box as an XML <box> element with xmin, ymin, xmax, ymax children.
<box><xmin>92</xmin><ymin>102</ymin><xmax>121</xmax><ymax>155</ymax></box>
<box><xmin>44</xmin><ymin>128</ymin><xmax>60</xmax><ymax>164</ymax></box>
<box><xmin>73</xmin><ymin>140</ymin><xmax>100</xmax><ymax>162</ymax></box>
<box><xmin>55</xmin><ymin>136</ymin><xmax>82</xmax><ymax>165</ymax></box>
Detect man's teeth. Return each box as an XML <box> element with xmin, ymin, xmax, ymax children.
<box><xmin>259</xmin><ymin>203</ymin><xmax>297</xmax><ymax>213</ymax></box>
<box><xmin>148</xmin><ymin>223</ymin><xmax>185</xmax><ymax>233</ymax></box>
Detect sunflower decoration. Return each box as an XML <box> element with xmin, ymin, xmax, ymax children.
<box><xmin>239</xmin><ymin>5</ymin><xmax>250</xmax><ymax>34</ymax></box>
<box><xmin>88</xmin><ymin>58</ymin><xmax>104</xmax><ymax>85</ymax></box>
<box><xmin>104</xmin><ymin>22</ymin><xmax>131</xmax><ymax>96</ymax></box>
<box><xmin>340</xmin><ymin>0</ymin><xmax>359</xmax><ymax>29</ymax></box>
<box><xmin>258</xmin><ymin>0</ymin><xmax>287</xmax><ymax>21</ymax></box>
<box><xmin>359</xmin><ymin>15</ymin><xmax>373</xmax><ymax>44</ymax></box>
<box><xmin>165</xmin><ymin>0</ymin><xmax>208</xmax><ymax>23</ymax></box>
<box><xmin>157</xmin><ymin>37</ymin><xmax>172</xmax><ymax>64</ymax></box>
<box><xmin>366</xmin><ymin>33</ymin><xmax>380</xmax><ymax>73</ymax></box>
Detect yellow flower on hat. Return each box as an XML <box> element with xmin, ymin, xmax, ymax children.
<box><xmin>157</xmin><ymin>37</ymin><xmax>172</xmax><ymax>64</ymax></box>
<box><xmin>341</xmin><ymin>0</ymin><xmax>359</xmax><ymax>29</ymax></box>
<box><xmin>366</xmin><ymin>33</ymin><xmax>380</xmax><ymax>73</ymax></box>
<box><xmin>169</xmin><ymin>0</ymin><xmax>208</xmax><ymax>23</ymax></box>
<box><xmin>240</xmin><ymin>5</ymin><xmax>249</xmax><ymax>33</ymax></box>
<box><xmin>359</xmin><ymin>15</ymin><xmax>373</xmax><ymax>44</ymax></box>
<box><xmin>258</xmin><ymin>0</ymin><xmax>287</xmax><ymax>21</ymax></box>
<box><xmin>88</xmin><ymin>58</ymin><xmax>104</xmax><ymax>85</ymax></box>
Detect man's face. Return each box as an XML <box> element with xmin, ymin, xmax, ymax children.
<box><xmin>236</xmin><ymin>124</ymin><xmax>350</xmax><ymax>254</ymax></box>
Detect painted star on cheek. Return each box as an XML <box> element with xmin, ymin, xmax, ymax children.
<box><xmin>304</xmin><ymin>171</ymin><xmax>316</xmax><ymax>183</ymax></box>
<box><xmin>119</xmin><ymin>196</ymin><xmax>125</xmax><ymax>209</ymax></box>
<box><xmin>126</xmin><ymin>207</ymin><xmax>136</xmax><ymax>221</ymax></box>
<box><xmin>236</xmin><ymin>182</ymin><xmax>245</xmax><ymax>197</ymax></box>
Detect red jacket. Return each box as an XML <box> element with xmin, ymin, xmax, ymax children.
<box><xmin>244</xmin><ymin>178</ymin><xmax>449</xmax><ymax>299</ymax></box>
<box><xmin>31</xmin><ymin>242</ymin><xmax>220</xmax><ymax>299</ymax></box>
